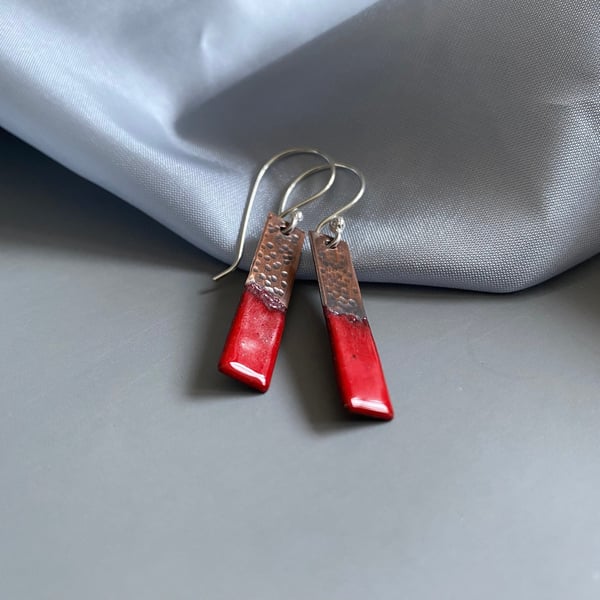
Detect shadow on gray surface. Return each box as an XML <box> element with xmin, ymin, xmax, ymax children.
<box><xmin>185</xmin><ymin>271</ymin><xmax>262</xmax><ymax>398</ymax></box>
<box><xmin>284</xmin><ymin>282</ymin><xmax>388</xmax><ymax>432</ymax></box>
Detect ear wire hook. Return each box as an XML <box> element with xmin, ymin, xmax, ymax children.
<box><xmin>213</xmin><ymin>148</ymin><xmax>336</xmax><ymax>281</ymax></box>
<box><xmin>279</xmin><ymin>162</ymin><xmax>365</xmax><ymax>248</ymax></box>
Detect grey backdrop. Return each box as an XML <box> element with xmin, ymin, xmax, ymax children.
<box><xmin>1</xmin><ymin>0</ymin><xmax>599</xmax><ymax>292</ymax></box>
<box><xmin>2</xmin><ymin>130</ymin><xmax>600</xmax><ymax>599</ymax></box>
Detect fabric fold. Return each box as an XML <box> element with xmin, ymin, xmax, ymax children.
<box><xmin>1</xmin><ymin>0</ymin><xmax>598</xmax><ymax>291</ymax></box>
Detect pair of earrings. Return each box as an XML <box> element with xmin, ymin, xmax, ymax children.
<box><xmin>213</xmin><ymin>148</ymin><xmax>394</xmax><ymax>421</ymax></box>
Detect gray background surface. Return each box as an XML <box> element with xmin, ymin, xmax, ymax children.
<box><xmin>1</xmin><ymin>129</ymin><xmax>600</xmax><ymax>599</ymax></box>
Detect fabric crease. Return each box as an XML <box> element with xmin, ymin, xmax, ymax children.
<box><xmin>1</xmin><ymin>0</ymin><xmax>598</xmax><ymax>292</ymax></box>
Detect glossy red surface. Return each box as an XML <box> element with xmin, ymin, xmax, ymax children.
<box><xmin>218</xmin><ymin>287</ymin><xmax>286</xmax><ymax>392</ymax></box>
<box><xmin>324</xmin><ymin>310</ymin><xmax>394</xmax><ymax>420</ymax></box>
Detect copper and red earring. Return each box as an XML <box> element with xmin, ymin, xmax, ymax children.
<box><xmin>281</xmin><ymin>163</ymin><xmax>394</xmax><ymax>420</ymax></box>
<box><xmin>213</xmin><ymin>148</ymin><xmax>336</xmax><ymax>392</ymax></box>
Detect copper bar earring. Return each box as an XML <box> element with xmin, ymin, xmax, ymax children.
<box><xmin>281</xmin><ymin>163</ymin><xmax>394</xmax><ymax>420</ymax></box>
<box><xmin>213</xmin><ymin>148</ymin><xmax>336</xmax><ymax>392</ymax></box>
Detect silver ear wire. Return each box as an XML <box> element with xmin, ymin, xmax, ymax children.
<box><xmin>213</xmin><ymin>148</ymin><xmax>336</xmax><ymax>281</ymax></box>
<box><xmin>279</xmin><ymin>162</ymin><xmax>365</xmax><ymax>249</ymax></box>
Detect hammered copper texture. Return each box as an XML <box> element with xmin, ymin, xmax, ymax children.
<box><xmin>309</xmin><ymin>232</ymin><xmax>366</xmax><ymax>320</ymax></box>
<box><xmin>246</xmin><ymin>212</ymin><xmax>305</xmax><ymax>308</ymax></box>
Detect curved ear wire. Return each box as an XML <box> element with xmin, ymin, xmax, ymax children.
<box><xmin>213</xmin><ymin>148</ymin><xmax>336</xmax><ymax>281</ymax></box>
<box><xmin>279</xmin><ymin>162</ymin><xmax>365</xmax><ymax>248</ymax></box>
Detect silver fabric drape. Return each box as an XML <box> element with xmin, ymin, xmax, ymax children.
<box><xmin>1</xmin><ymin>0</ymin><xmax>598</xmax><ymax>292</ymax></box>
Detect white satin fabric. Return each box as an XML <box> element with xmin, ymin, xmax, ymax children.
<box><xmin>1</xmin><ymin>0</ymin><xmax>598</xmax><ymax>291</ymax></box>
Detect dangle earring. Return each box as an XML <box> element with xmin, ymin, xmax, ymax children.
<box><xmin>281</xmin><ymin>163</ymin><xmax>394</xmax><ymax>420</ymax></box>
<box><xmin>213</xmin><ymin>148</ymin><xmax>336</xmax><ymax>392</ymax></box>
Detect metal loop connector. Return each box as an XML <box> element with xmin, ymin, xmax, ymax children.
<box><xmin>213</xmin><ymin>148</ymin><xmax>336</xmax><ymax>281</ymax></box>
<box><xmin>280</xmin><ymin>162</ymin><xmax>365</xmax><ymax>249</ymax></box>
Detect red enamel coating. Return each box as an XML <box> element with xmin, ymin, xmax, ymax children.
<box><xmin>310</xmin><ymin>231</ymin><xmax>394</xmax><ymax>421</ymax></box>
<box><xmin>218</xmin><ymin>213</ymin><xmax>304</xmax><ymax>392</ymax></box>
<box><xmin>218</xmin><ymin>287</ymin><xmax>286</xmax><ymax>392</ymax></box>
<box><xmin>324</xmin><ymin>310</ymin><xmax>393</xmax><ymax>420</ymax></box>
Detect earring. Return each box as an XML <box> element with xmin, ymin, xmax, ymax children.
<box><xmin>213</xmin><ymin>148</ymin><xmax>336</xmax><ymax>392</ymax></box>
<box><xmin>282</xmin><ymin>163</ymin><xmax>394</xmax><ymax>420</ymax></box>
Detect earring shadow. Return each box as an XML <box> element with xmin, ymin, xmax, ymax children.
<box><xmin>282</xmin><ymin>281</ymin><xmax>387</xmax><ymax>433</ymax></box>
<box><xmin>185</xmin><ymin>271</ymin><xmax>265</xmax><ymax>399</ymax></box>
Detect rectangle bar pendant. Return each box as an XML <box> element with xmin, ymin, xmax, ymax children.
<box><xmin>310</xmin><ymin>231</ymin><xmax>394</xmax><ymax>420</ymax></box>
<box><xmin>218</xmin><ymin>213</ymin><xmax>304</xmax><ymax>392</ymax></box>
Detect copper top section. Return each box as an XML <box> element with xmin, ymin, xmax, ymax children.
<box><xmin>309</xmin><ymin>231</ymin><xmax>366</xmax><ymax>320</ymax></box>
<box><xmin>245</xmin><ymin>212</ymin><xmax>305</xmax><ymax>309</ymax></box>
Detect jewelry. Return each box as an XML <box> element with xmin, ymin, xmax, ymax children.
<box><xmin>282</xmin><ymin>163</ymin><xmax>394</xmax><ymax>420</ymax></box>
<box><xmin>214</xmin><ymin>148</ymin><xmax>336</xmax><ymax>392</ymax></box>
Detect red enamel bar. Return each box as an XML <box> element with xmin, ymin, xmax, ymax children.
<box><xmin>324</xmin><ymin>311</ymin><xmax>393</xmax><ymax>419</ymax></box>
<box><xmin>218</xmin><ymin>285</ymin><xmax>285</xmax><ymax>392</ymax></box>
<box><xmin>310</xmin><ymin>231</ymin><xmax>393</xmax><ymax>420</ymax></box>
<box><xmin>218</xmin><ymin>213</ymin><xmax>304</xmax><ymax>392</ymax></box>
